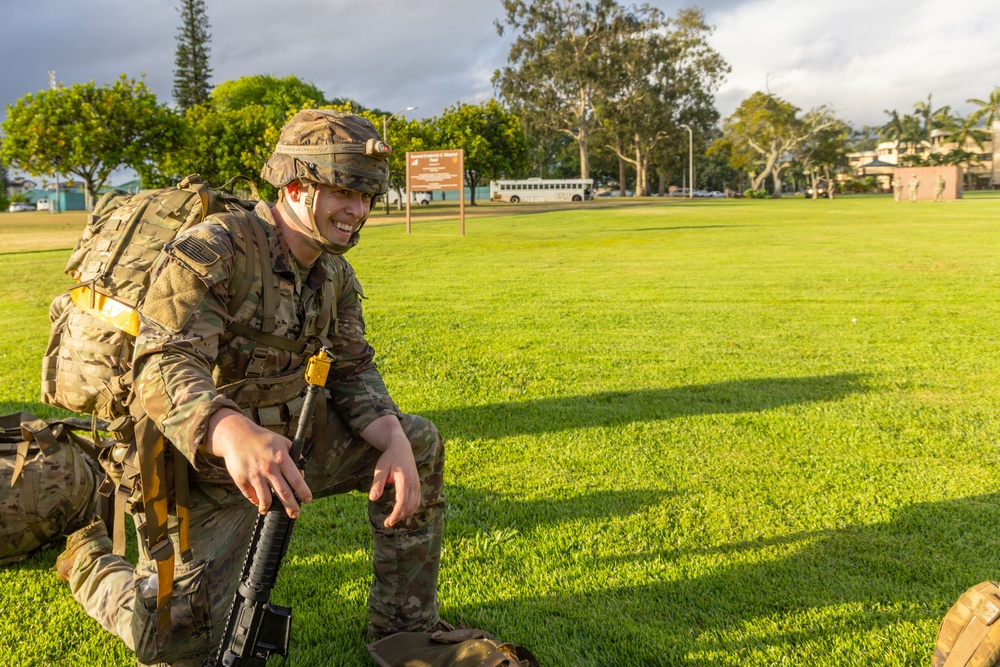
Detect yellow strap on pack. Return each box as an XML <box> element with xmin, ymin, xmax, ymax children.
<box><xmin>69</xmin><ymin>285</ymin><xmax>140</xmax><ymax>336</ymax></box>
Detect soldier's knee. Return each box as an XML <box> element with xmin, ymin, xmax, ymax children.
<box><xmin>402</xmin><ymin>414</ymin><xmax>444</xmax><ymax>465</ymax></box>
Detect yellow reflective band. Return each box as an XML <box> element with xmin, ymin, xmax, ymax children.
<box><xmin>69</xmin><ymin>286</ymin><xmax>140</xmax><ymax>336</ymax></box>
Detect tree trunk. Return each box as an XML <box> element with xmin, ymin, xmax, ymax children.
<box><xmin>770</xmin><ymin>168</ymin><xmax>783</xmax><ymax>198</ymax></box>
<box><xmin>466</xmin><ymin>173</ymin><xmax>478</xmax><ymax>206</ymax></box>
<box><xmin>83</xmin><ymin>180</ymin><xmax>95</xmax><ymax>212</ymax></box>
<box><xmin>634</xmin><ymin>133</ymin><xmax>644</xmax><ymax>196</ymax></box>
<box><xmin>618</xmin><ymin>158</ymin><xmax>626</xmax><ymax>197</ymax></box>
<box><xmin>578</xmin><ymin>118</ymin><xmax>590</xmax><ymax>181</ymax></box>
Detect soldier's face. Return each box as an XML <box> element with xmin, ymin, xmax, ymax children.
<box><xmin>310</xmin><ymin>183</ymin><xmax>373</xmax><ymax>246</ymax></box>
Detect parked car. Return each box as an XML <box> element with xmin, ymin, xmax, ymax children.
<box><xmin>385</xmin><ymin>189</ymin><xmax>431</xmax><ymax>206</ymax></box>
<box><xmin>804</xmin><ymin>180</ymin><xmax>831</xmax><ymax>198</ymax></box>
<box><xmin>8</xmin><ymin>202</ymin><xmax>34</xmax><ymax>212</ymax></box>
<box><xmin>36</xmin><ymin>198</ymin><xmax>49</xmax><ymax>211</ymax></box>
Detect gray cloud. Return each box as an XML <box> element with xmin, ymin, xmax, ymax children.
<box><xmin>2</xmin><ymin>0</ymin><xmax>998</xmax><ymax>140</ymax></box>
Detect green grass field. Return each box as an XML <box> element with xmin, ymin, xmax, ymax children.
<box><xmin>1</xmin><ymin>193</ymin><xmax>999</xmax><ymax>666</ymax></box>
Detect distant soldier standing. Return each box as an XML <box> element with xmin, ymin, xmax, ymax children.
<box><xmin>908</xmin><ymin>173</ymin><xmax>920</xmax><ymax>202</ymax></box>
<box><xmin>934</xmin><ymin>173</ymin><xmax>946</xmax><ymax>202</ymax></box>
<box><xmin>55</xmin><ymin>109</ymin><xmax>447</xmax><ymax>666</ymax></box>
<box><xmin>892</xmin><ymin>176</ymin><xmax>904</xmax><ymax>203</ymax></box>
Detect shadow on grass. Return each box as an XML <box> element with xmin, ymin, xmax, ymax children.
<box><xmin>436</xmin><ymin>491</ymin><xmax>1000</xmax><ymax>666</ymax></box>
<box><xmin>631</xmin><ymin>224</ymin><xmax>751</xmax><ymax>232</ymax></box>
<box><xmin>424</xmin><ymin>373</ymin><xmax>870</xmax><ymax>440</ymax></box>
<box><xmin>14</xmin><ymin>481</ymin><xmax>990</xmax><ymax>665</ymax></box>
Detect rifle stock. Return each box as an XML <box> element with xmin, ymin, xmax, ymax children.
<box><xmin>207</xmin><ymin>349</ymin><xmax>331</xmax><ymax>666</ymax></box>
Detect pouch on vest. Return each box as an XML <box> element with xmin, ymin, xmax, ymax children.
<box><xmin>367</xmin><ymin>627</ymin><xmax>541</xmax><ymax>667</ymax></box>
<box><xmin>933</xmin><ymin>581</ymin><xmax>1000</xmax><ymax>667</ymax></box>
<box><xmin>0</xmin><ymin>412</ymin><xmax>106</xmax><ymax>565</ymax></box>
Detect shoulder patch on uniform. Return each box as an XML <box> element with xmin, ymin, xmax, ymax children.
<box><xmin>174</xmin><ymin>236</ymin><xmax>220</xmax><ymax>269</ymax></box>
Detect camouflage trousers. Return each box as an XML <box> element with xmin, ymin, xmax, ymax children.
<box><xmin>67</xmin><ymin>409</ymin><xmax>445</xmax><ymax>667</ymax></box>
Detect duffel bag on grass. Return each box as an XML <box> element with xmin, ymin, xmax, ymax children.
<box><xmin>0</xmin><ymin>412</ymin><xmax>104</xmax><ymax>565</ymax></box>
<box><xmin>367</xmin><ymin>626</ymin><xmax>540</xmax><ymax>667</ymax></box>
<box><xmin>933</xmin><ymin>581</ymin><xmax>1000</xmax><ymax>667</ymax></box>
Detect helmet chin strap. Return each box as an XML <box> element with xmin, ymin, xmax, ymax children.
<box><xmin>280</xmin><ymin>182</ymin><xmax>363</xmax><ymax>256</ymax></box>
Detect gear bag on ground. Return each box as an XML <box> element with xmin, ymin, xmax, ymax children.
<box><xmin>0</xmin><ymin>412</ymin><xmax>104</xmax><ymax>565</ymax></box>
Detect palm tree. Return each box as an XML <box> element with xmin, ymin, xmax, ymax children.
<box><xmin>946</xmin><ymin>114</ymin><xmax>990</xmax><ymax>189</ymax></box>
<box><xmin>967</xmin><ymin>87</ymin><xmax>1000</xmax><ymax>127</ymax></box>
<box><xmin>967</xmin><ymin>87</ymin><xmax>1000</xmax><ymax>187</ymax></box>
<box><xmin>913</xmin><ymin>93</ymin><xmax>955</xmax><ymax>145</ymax></box>
<box><xmin>878</xmin><ymin>109</ymin><xmax>925</xmax><ymax>159</ymax></box>
<box><xmin>913</xmin><ymin>94</ymin><xmax>934</xmax><ymax>138</ymax></box>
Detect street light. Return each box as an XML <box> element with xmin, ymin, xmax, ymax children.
<box><xmin>679</xmin><ymin>124</ymin><xmax>693</xmax><ymax>200</ymax></box>
<box><xmin>383</xmin><ymin>105</ymin><xmax>416</xmax><ymax>214</ymax></box>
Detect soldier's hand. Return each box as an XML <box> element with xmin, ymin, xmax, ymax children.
<box><xmin>370</xmin><ymin>441</ymin><xmax>421</xmax><ymax>527</ymax></box>
<box><xmin>205</xmin><ymin>408</ymin><xmax>313</xmax><ymax>518</ymax></box>
<box><xmin>362</xmin><ymin>416</ymin><xmax>421</xmax><ymax>527</ymax></box>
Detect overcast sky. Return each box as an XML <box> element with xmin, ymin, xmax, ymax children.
<box><xmin>2</xmin><ymin>0</ymin><xmax>999</xmax><ymax>135</ymax></box>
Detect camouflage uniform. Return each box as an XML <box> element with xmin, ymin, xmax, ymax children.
<box><xmin>64</xmin><ymin>111</ymin><xmax>445</xmax><ymax>666</ymax></box>
<box><xmin>934</xmin><ymin>174</ymin><xmax>946</xmax><ymax>202</ymax></box>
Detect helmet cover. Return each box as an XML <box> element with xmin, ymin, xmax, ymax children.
<box><xmin>262</xmin><ymin>109</ymin><xmax>391</xmax><ymax>195</ymax></box>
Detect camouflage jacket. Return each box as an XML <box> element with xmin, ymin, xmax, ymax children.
<box><xmin>132</xmin><ymin>201</ymin><xmax>399</xmax><ymax>470</ymax></box>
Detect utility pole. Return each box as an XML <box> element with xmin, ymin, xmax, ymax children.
<box><xmin>680</xmin><ymin>124</ymin><xmax>693</xmax><ymax>200</ymax></box>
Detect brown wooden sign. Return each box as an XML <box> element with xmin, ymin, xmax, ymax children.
<box><xmin>407</xmin><ymin>150</ymin><xmax>464</xmax><ymax>190</ymax></box>
<box><xmin>406</xmin><ymin>149</ymin><xmax>465</xmax><ymax>235</ymax></box>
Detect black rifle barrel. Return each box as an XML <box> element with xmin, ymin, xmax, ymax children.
<box><xmin>207</xmin><ymin>349</ymin><xmax>331</xmax><ymax>667</ymax></box>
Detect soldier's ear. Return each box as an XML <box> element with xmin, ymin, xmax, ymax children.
<box><xmin>283</xmin><ymin>181</ymin><xmax>303</xmax><ymax>203</ymax></box>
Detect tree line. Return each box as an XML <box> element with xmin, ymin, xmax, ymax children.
<box><xmin>0</xmin><ymin>75</ymin><xmax>529</xmax><ymax>209</ymax></box>
<box><xmin>4</xmin><ymin>0</ymin><xmax>999</xmax><ymax>207</ymax></box>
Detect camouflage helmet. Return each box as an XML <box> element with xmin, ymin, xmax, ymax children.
<box><xmin>262</xmin><ymin>109</ymin><xmax>391</xmax><ymax>195</ymax></box>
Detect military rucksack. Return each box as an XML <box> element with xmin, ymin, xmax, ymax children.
<box><xmin>933</xmin><ymin>581</ymin><xmax>1000</xmax><ymax>667</ymax></box>
<box><xmin>0</xmin><ymin>412</ymin><xmax>105</xmax><ymax>566</ymax></box>
<box><xmin>41</xmin><ymin>174</ymin><xmax>263</xmax><ymax>418</ymax></box>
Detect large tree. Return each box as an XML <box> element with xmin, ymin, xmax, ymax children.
<box><xmin>433</xmin><ymin>99</ymin><xmax>529</xmax><ymax>205</ymax></box>
<box><xmin>173</xmin><ymin>0</ymin><xmax>213</xmax><ymax>111</ymax></box>
<box><xmin>153</xmin><ymin>75</ymin><xmax>328</xmax><ymax>198</ymax></box>
<box><xmin>1</xmin><ymin>75</ymin><xmax>180</xmax><ymax>209</ymax></box>
<box><xmin>795</xmin><ymin>108</ymin><xmax>849</xmax><ymax>199</ymax></box>
<box><xmin>595</xmin><ymin>7</ymin><xmax>727</xmax><ymax>196</ymax></box>
<box><xmin>494</xmin><ymin>0</ymin><xmax>628</xmax><ymax>181</ymax></box>
<box><xmin>717</xmin><ymin>92</ymin><xmax>839</xmax><ymax>196</ymax></box>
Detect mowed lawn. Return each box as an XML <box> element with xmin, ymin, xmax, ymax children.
<box><xmin>1</xmin><ymin>194</ymin><xmax>999</xmax><ymax>666</ymax></box>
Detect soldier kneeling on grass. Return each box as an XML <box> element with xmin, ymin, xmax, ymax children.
<box><xmin>56</xmin><ymin>109</ymin><xmax>448</xmax><ymax>666</ymax></box>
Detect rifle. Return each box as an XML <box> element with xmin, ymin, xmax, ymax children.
<box><xmin>206</xmin><ymin>348</ymin><xmax>332</xmax><ymax>666</ymax></box>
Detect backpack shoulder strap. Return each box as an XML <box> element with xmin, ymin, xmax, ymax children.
<box><xmin>215</xmin><ymin>207</ymin><xmax>278</xmax><ymax>332</ymax></box>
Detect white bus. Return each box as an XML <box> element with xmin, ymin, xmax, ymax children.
<box><xmin>490</xmin><ymin>178</ymin><xmax>594</xmax><ymax>203</ymax></box>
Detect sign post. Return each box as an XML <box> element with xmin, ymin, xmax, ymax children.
<box><xmin>405</xmin><ymin>149</ymin><xmax>465</xmax><ymax>236</ymax></box>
